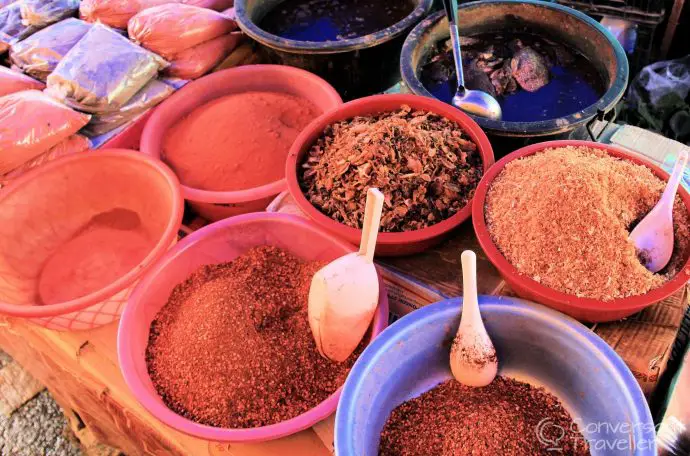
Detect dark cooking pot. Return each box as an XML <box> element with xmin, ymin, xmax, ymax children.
<box><xmin>236</xmin><ymin>0</ymin><xmax>434</xmax><ymax>100</ymax></box>
<box><xmin>400</xmin><ymin>0</ymin><xmax>629</xmax><ymax>153</ymax></box>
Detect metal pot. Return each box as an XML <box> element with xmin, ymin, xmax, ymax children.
<box><xmin>400</xmin><ymin>0</ymin><xmax>629</xmax><ymax>153</ymax></box>
<box><xmin>236</xmin><ymin>0</ymin><xmax>434</xmax><ymax>100</ymax></box>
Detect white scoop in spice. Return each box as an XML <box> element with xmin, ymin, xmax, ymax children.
<box><xmin>308</xmin><ymin>188</ymin><xmax>384</xmax><ymax>362</ymax></box>
<box><xmin>450</xmin><ymin>250</ymin><xmax>498</xmax><ymax>387</ymax></box>
<box><xmin>630</xmin><ymin>149</ymin><xmax>688</xmax><ymax>273</ymax></box>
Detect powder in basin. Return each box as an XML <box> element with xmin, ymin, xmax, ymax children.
<box><xmin>485</xmin><ymin>146</ymin><xmax>690</xmax><ymax>301</ymax></box>
<box><xmin>38</xmin><ymin>209</ymin><xmax>153</xmax><ymax>304</ymax></box>
<box><xmin>163</xmin><ymin>91</ymin><xmax>319</xmax><ymax>192</ymax></box>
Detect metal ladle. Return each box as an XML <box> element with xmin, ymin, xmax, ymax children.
<box><xmin>441</xmin><ymin>0</ymin><xmax>502</xmax><ymax>120</ymax></box>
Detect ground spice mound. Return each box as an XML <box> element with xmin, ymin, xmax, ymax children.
<box><xmin>486</xmin><ymin>146</ymin><xmax>690</xmax><ymax>301</ymax></box>
<box><xmin>164</xmin><ymin>91</ymin><xmax>319</xmax><ymax>192</ymax></box>
<box><xmin>300</xmin><ymin>105</ymin><xmax>483</xmax><ymax>232</ymax></box>
<box><xmin>146</xmin><ymin>246</ymin><xmax>363</xmax><ymax>428</ymax></box>
<box><xmin>379</xmin><ymin>377</ymin><xmax>589</xmax><ymax>456</ymax></box>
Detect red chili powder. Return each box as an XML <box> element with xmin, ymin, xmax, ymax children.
<box><xmin>163</xmin><ymin>91</ymin><xmax>320</xmax><ymax>192</ymax></box>
<box><xmin>38</xmin><ymin>208</ymin><xmax>153</xmax><ymax>304</ymax></box>
<box><xmin>146</xmin><ymin>245</ymin><xmax>363</xmax><ymax>428</ymax></box>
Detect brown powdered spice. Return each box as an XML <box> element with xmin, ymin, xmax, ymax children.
<box><xmin>146</xmin><ymin>246</ymin><xmax>363</xmax><ymax>428</ymax></box>
<box><xmin>485</xmin><ymin>146</ymin><xmax>690</xmax><ymax>301</ymax></box>
<box><xmin>300</xmin><ymin>105</ymin><xmax>483</xmax><ymax>232</ymax></box>
<box><xmin>379</xmin><ymin>377</ymin><xmax>590</xmax><ymax>456</ymax></box>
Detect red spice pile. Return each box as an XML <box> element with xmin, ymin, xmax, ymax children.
<box><xmin>146</xmin><ymin>246</ymin><xmax>362</xmax><ymax>428</ymax></box>
<box><xmin>300</xmin><ymin>105</ymin><xmax>483</xmax><ymax>232</ymax></box>
<box><xmin>379</xmin><ymin>377</ymin><xmax>589</xmax><ymax>456</ymax></box>
<box><xmin>164</xmin><ymin>91</ymin><xmax>319</xmax><ymax>192</ymax></box>
<box><xmin>486</xmin><ymin>146</ymin><xmax>690</xmax><ymax>301</ymax></box>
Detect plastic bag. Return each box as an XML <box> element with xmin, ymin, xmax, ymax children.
<box><xmin>0</xmin><ymin>90</ymin><xmax>90</xmax><ymax>174</ymax></box>
<box><xmin>80</xmin><ymin>0</ymin><xmax>233</xmax><ymax>29</ymax></box>
<box><xmin>0</xmin><ymin>2</ymin><xmax>39</xmax><ymax>53</ymax></box>
<box><xmin>165</xmin><ymin>32</ymin><xmax>242</xmax><ymax>80</ymax></box>
<box><xmin>128</xmin><ymin>4</ymin><xmax>237</xmax><ymax>59</ymax></box>
<box><xmin>621</xmin><ymin>56</ymin><xmax>690</xmax><ymax>145</ymax></box>
<box><xmin>20</xmin><ymin>0</ymin><xmax>80</xmax><ymax>27</ymax></box>
<box><xmin>1</xmin><ymin>135</ymin><xmax>90</xmax><ymax>184</ymax></box>
<box><xmin>0</xmin><ymin>0</ymin><xmax>15</xmax><ymax>8</ymax></box>
<box><xmin>10</xmin><ymin>18</ymin><xmax>92</xmax><ymax>82</ymax></box>
<box><xmin>46</xmin><ymin>24</ymin><xmax>168</xmax><ymax>113</ymax></box>
<box><xmin>84</xmin><ymin>79</ymin><xmax>174</xmax><ymax>136</ymax></box>
<box><xmin>0</xmin><ymin>66</ymin><xmax>44</xmax><ymax>96</ymax></box>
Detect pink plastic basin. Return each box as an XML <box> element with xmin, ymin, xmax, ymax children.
<box><xmin>0</xmin><ymin>150</ymin><xmax>183</xmax><ymax>330</ymax></box>
<box><xmin>140</xmin><ymin>65</ymin><xmax>343</xmax><ymax>222</ymax></box>
<box><xmin>118</xmin><ymin>212</ymin><xmax>389</xmax><ymax>442</ymax></box>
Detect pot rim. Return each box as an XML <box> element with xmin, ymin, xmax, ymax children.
<box><xmin>400</xmin><ymin>0</ymin><xmax>630</xmax><ymax>136</ymax></box>
<box><xmin>235</xmin><ymin>0</ymin><xmax>435</xmax><ymax>54</ymax></box>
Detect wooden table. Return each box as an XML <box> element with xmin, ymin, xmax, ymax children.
<box><xmin>0</xmin><ymin>218</ymin><xmax>687</xmax><ymax>455</ymax></box>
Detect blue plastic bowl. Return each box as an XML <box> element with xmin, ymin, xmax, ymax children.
<box><xmin>336</xmin><ymin>297</ymin><xmax>655</xmax><ymax>456</ymax></box>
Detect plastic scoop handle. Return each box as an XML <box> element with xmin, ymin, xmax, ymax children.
<box><xmin>358</xmin><ymin>188</ymin><xmax>384</xmax><ymax>263</ymax></box>
<box><xmin>659</xmin><ymin>149</ymin><xmax>688</xmax><ymax>214</ymax></box>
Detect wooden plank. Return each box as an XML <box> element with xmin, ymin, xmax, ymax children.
<box><xmin>660</xmin><ymin>0</ymin><xmax>686</xmax><ymax>58</ymax></box>
<box><xmin>0</xmin><ymin>360</ymin><xmax>44</xmax><ymax>416</ymax></box>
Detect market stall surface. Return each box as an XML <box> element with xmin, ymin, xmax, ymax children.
<box><xmin>0</xmin><ymin>350</ymin><xmax>83</xmax><ymax>456</ymax></box>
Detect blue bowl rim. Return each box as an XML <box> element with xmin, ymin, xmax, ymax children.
<box><xmin>335</xmin><ymin>296</ymin><xmax>654</xmax><ymax>455</ymax></box>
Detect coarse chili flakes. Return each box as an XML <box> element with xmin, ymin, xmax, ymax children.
<box><xmin>300</xmin><ymin>105</ymin><xmax>483</xmax><ymax>232</ymax></box>
<box><xmin>146</xmin><ymin>245</ymin><xmax>364</xmax><ymax>428</ymax></box>
<box><xmin>379</xmin><ymin>377</ymin><xmax>590</xmax><ymax>456</ymax></box>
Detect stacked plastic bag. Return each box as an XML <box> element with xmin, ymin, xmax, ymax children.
<box><xmin>84</xmin><ymin>79</ymin><xmax>174</xmax><ymax>135</ymax></box>
<box><xmin>46</xmin><ymin>23</ymin><xmax>168</xmax><ymax>113</ymax></box>
<box><xmin>0</xmin><ymin>2</ymin><xmax>40</xmax><ymax>53</ymax></box>
<box><xmin>0</xmin><ymin>90</ymin><xmax>90</xmax><ymax>177</ymax></box>
<box><xmin>10</xmin><ymin>18</ymin><xmax>92</xmax><ymax>81</ymax></box>
<box><xmin>0</xmin><ymin>65</ymin><xmax>44</xmax><ymax>96</ymax></box>
<box><xmin>0</xmin><ymin>0</ymin><xmax>81</xmax><ymax>52</ymax></box>
<box><xmin>79</xmin><ymin>0</ymin><xmax>233</xmax><ymax>29</ymax></box>
<box><xmin>128</xmin><ymin>3</ymin><xmax>240</xmax><ymax>80</ymax></box>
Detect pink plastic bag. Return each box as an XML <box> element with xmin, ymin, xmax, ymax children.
<box><xmin>80</xmin><ymin>0</ymin><xmax>233</xmax><ymax>29</ymax></box>
<box><xmin>0</xmin><ymin>90</ymin><xmax>90</xmax><ymax>174</ymax></box>
<box><xmin>164</xmin><ymin>32</ymin><xmax>242</xmax><ymax>80</ymax></box>
<box><xmin>128</xmin><ymin>4</ymin><xmax>237</xmax><ymax>59</ymax></box>
<box><xmin>2</xmin><ymin>135</ymin><xmax>91</xmax><ymax>184</ymax></box>
<box><xmin>0</xmin><ymin>66</ymin><xmax>44</xmax><ymax>97</ymax></box>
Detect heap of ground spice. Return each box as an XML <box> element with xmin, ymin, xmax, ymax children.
<box><xmin>300</xmin><ymin>105</ymin><xmax>482</xmax><ymax>232</ymax></box>
<box><xmin>485</xmin><ymin>146</ymin><xmax>690</xmax><ymax>301</ymax></box>
<box><xmin>379</xmin><ymin>377</ymin><xmax>589</xmax><ymax>456</ymax></box>
<box><xmin>146</xmin><ymin>245</ymin><xmax>363</xmax><ymax>428</ymax></box>
<box><xmin>163</xmin><ymin>91</ymin><xmax>319</xmax><ymax>192</ymax></box>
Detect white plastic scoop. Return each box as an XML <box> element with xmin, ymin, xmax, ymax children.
<box><xmin>308</xmin><ymin>188</ymin><xmax>384</xmax><ymax>362</ymax></box>
<box><xmin>630</xmin><ymin>149</ymin><xmax>688</xmax><ymax>273</ymax></box>
<box><xmin>450</xmin><ymin>250</ymin><xmax>498</xmax><ymax>387</ymax></box>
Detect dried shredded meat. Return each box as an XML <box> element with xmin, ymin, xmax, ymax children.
<box><xmin>485</xmin><ymin>146</ymin><xmax>690</xmax><ymax>301</ymax></box>
<box><xmin>300</xmin><ymin>106</ymin><xmax>483</xmax><ymax>232</ymax></box>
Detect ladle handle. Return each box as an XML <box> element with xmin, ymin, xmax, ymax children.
<box><xmin>359</xmin><ymin>188</ymin><xmax>384</xmax><ymax>263</ymax></box>
<box><xmin>460</xmin><ymin>250</ymin><xmax>480</xmax><ymax>329</ymax></box>
<box><xmin>441</xmin><ymin>0</ymin><xmax>465</xmax><ymax>89</ymax></box>
<box><xmin>660</xmin><ymin>149</ymin><xmax>688</xmax><ymax>213</ymax></box>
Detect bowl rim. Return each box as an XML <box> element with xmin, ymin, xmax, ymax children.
<box><xmin>140</xmin><ymin>65</ymin><xmax>343</xmax><ymax>205</ymax></box>
<box><xmin>400</xmin><ymin>0</ymin><xmax>630</xmax><ymax>135</ymax></box>
<box><xmin>0</xmin><ymin>149</ymin><xmax>184</xmax><ymax>318</ymax></box>
<box><xmin>117</xmin><ymin>212</ymin><xmax>389</xmax><ymax>442</ymax></box>
<box><xmin>235</xmin><ymin>0</ymin><xmax>434</xmax><ymax>54</ymax></box>
<box><xmin>285</xmin><ymin>93</ymin><xmax>495</xmax><ymax>246</ymax></box>
<box><xmin>472</xmin><ymin>139</ymin><xmax>690</xmax><ymax>315</ymax></box>
<box><xmin>335</xmin><ymin>296</ymin><xmax>655</xmax><ymax>455</ymax></box>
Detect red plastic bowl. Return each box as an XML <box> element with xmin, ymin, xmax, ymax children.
<box><xmin>285</xmin><ymin>94</ymin><xmax>494</xmax><ymax>256</ymax></box>
<box><xmin>118</xmin><ymin>212</ymin><xmax>389</xmax><ymax>442</ymax></box>
<box><xmin>140</xmin><ymin>64</ymin><xmax>343</xmax><ymax>222</ymax></box>
<box><xmin>0</xmin><ymin>150</ymin><xmax>183</xmax><ymax>330</ymax></box>
<box><xmin>472</xmin><ymin>140</ymin><xmax>690</xmax><ymax>322</ymax></box>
